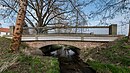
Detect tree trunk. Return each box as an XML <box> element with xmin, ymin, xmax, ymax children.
<box><xmin>128</xmin><ymin>22</ymin><xmax>130</xmax><ymax>37</ymax></box>
<box><xmin>10</xmin><ymin>0</ymin><xmax>28</xmax><ymax>53</ymax></box>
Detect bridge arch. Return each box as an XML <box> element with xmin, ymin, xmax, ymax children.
<box><xmin>39</xmin><ymin>44</ymin><xmax>80</xmax><ymax>56</ymax></box>
<box><xmin>25</xmin><ymin>41</ymin><xmax>105</xmax><ymax>50</ymax></box>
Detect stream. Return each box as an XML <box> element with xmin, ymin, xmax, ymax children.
<box><xmin>40</xmin><ymin>45</ymin><xmax>96</xmax><ymax>73</ymax></box>
<box><xmin>58</xmin><ymin>55</ymin><xmax>96</xmax><ymax>73</ymax></box>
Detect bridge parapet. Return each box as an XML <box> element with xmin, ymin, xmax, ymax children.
<box><xmin>9</xmin><ymin>24</ymin><xmax>117</xmax><ymax>35</ymax></box>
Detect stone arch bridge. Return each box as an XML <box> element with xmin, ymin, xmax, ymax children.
<box><xmin>6</xmin><ymin>24</ymin><xmax>121</xmax><ymax>49</ymax></box>
<box><xmin>23</xmin><ymin>35</ymin><xmax>121</xmax><ymax>49</ymax></box>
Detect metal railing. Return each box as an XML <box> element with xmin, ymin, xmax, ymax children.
<box><xmin>9</xmin><ymin>24</ymin><xmax>117</xmax><ymax>36</ymax></box>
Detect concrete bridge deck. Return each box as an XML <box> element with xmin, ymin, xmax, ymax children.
<box><xmin>6</xmin><ymin>34</ymin><xmax>121</xmax><ymax>42</ymax></box>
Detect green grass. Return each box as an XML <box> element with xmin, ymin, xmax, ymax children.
<box><xmin>101</xmin><ymin>37</ymin><xmax>130</xmax><ymax>66</ymax></box>
<box><xmin>85</xmin><ymin>37</ymin><xmax>130</xmax><ymax>73</ymax></box>
<box><xmin>17</xmin><ymin>54</ymin><xmax>44</xmax><ymax>73</ymax></box>
<box><xmin>3</xmin><ymin>54</ymin><xmax>60</xmax><ymax>73</ymax></box>
<box><xmin>46</xmin><ymin>58</ymin><xmax>60</xmax><ymax>73</ymax></box>
<box><xmin>2</xmin><ymin>54</ymin><xmax>60</xmax><ymax>73</ymax></box>
<box><xmin>87</xmin><ymin>61</ymin><xmax>130</xmax><ymax>73</ymax></box>
<box><xmin>96</xmin><ymin>37</ymin><xmax>130</xmax><ymax>66</ymax></box>
<box><xmin>0</xmin><ymin>37</ymin><xmax>60</xmax><ymax>73</ymax></box>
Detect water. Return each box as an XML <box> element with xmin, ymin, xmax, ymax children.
<box><xmin>50</xmin><ymin>46</ymin><xmax>75</xmax><ymax>58</ymax></box>
<box><xmin>40</xmin><ymin>45</ymin><xmax>96</xmax><ymax>73</ymax></box>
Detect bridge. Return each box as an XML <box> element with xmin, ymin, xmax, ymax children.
<box><xmin>5</xmin><ymin>24</ymin><xmax>123</xmax><ymax>49</ymax></box>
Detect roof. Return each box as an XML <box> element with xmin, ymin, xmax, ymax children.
<box><xmin>0</xmin><ymin>28</ymin><xmax>9</xmax><ymax>32</ymax></box>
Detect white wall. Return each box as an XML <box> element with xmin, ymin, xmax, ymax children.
<box><xmin>0</xmin><ymin>32</ymin><xmax>9</xmax><ymax>36</ymax></box>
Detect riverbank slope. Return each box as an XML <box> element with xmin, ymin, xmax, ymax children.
<box><xmin>80</xmin><ymin>37</ymin><xmax>130</xmax><ymax>73</ymax></box>
<box><xmin>0</xmin><ymin>37</ymin><xmax>60</xmax><ymax>73</ymax></box>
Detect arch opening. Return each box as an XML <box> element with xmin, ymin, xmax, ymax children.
<box><xmin>39</xmin><ymin>44</ymin><xmax>80</xmax><ymax>57</ymax></box>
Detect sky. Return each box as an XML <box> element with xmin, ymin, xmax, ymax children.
<box><xmin>82</xmin><ymin>0</ymin><xmax>129</xmax><ymax>36</ymax></box>
<box><xmin>0</xmin><ymin>0</ymin><xmax>129</xmax><ymax>36</ymax></box>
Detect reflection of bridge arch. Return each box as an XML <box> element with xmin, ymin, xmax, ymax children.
<box><xmin>39</xmin><ymin>44</ymin><xmax>80</xmax><ymax>56</ymax></box>
<box><xmin>25</xmin><ymin>41</ymin><xmax>105</xmax><ymax>49</ymax></box>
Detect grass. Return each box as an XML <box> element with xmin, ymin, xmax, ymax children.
<box><xmin>85</xmin><ymin>37</ymin><xmax>130</xmax><ymax>73</ymax></box>
<box><xmin>88</xmin><ymin>61</ymin><xmax>130</xmax><ymax>73</ymax></box>
<box><xmin>0</xmin><ymin>37</ymin><xmax>60</xmax><ymax>73</ymax></box>
<box><xmin>3</xmin><ymin>54</ymin><xmax>60</xmax><ymax>73</ymax></box>
<box><xmin>101</xmin><ymin>37</ymin><xmax>130</xmax><ymax>66</ymax></box>
<box><xmin>46</xmin><ymin>58</ymin><xmax>60</xmax><ymax>73</ymax></box>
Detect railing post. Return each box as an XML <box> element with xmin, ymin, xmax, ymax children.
<box><xmin>9</xmin><ymin>26</ymin><xmax>15</xmax><ymax>35</ymax></box>
<box><xmin>109</xmin><ymin>24</ymin><xmax>117</xmax><ymax>35</ymax></box>
<box><xmin>23</xmin><ymin>27</ymin><xmax>29</xmax><ymax>35</ymax></box>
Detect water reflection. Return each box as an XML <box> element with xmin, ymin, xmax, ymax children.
<box><xmin>50</xmin><ymin>46</ymin><xmax>75</xmax><ymax>58</ymax></box>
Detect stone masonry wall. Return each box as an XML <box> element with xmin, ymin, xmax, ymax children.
<box><xmin>25</xmin><ymin>41</ymin><xmax>106</xmax><ymax>49</ymax></box>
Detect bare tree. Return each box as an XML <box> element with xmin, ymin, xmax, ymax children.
<box><xmin>0</xmin><ymin>0</ymin><xmax>95</xmax><ymax>33</ymax></box>
<box><xmin>88</xmin><ymin>0</ymin><xmax>130</xmax><ymax>36</ymax></box>
<box><xmin>0</xmin><ymin>0</ymin><xmax>92</xmax><ymax>52</ymax></box>
<box><xmin>10</xmin><ymin>0</ymin><xmax>28</xmax><ymax>52</ymax></box>
<box><xmin>0</xmin><ymin>0</ymin><xmax>90</xmax><ymax>33</ymax></box>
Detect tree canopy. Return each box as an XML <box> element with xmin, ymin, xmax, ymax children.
<box><xmin>0</xmin><ymin>0</ymin><xmax>90</xmax><ymax>28</ymax></box>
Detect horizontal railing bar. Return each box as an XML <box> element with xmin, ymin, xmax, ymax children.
<box><xmin>23</xmin><ymin>26</ymin><xmax>109</xmax><ymax>29</ymax></box>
